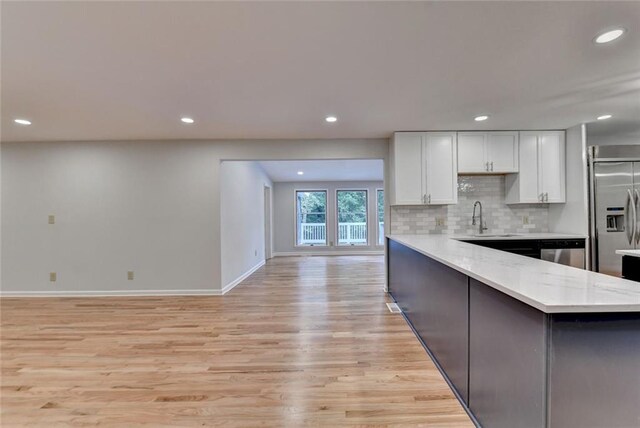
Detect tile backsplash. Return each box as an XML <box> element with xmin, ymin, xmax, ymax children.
<box><xmin>390</xmin><ymin>175</ymin><xmax>549</xmax><ymax>235</ymax></box>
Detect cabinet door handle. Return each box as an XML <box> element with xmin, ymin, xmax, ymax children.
<box><xmin>539</xmin><ymin>193</ymin><xmax>544</xmax><ymax>202</ymax></box>
<box><xmin>428</xmin><ymin>194</ymin><xmax>431</xmax><ymax>204</ymax></box>
<box><xmin>490</xmin><ymin>161</ymin><xmax>494</xmax><ymax>171</ymax></box>
<box><xmin>485</xmin><ymin>162</ymin><xmax>489</xmax><ymax>171</ymax></box>
<box><xmin>625</xmin><ymin>189</ymin><xmax>635</xmax><ymax>245</ymax></box>
<box><xmin>634</xmin><ymin>190</ymin><xmax>640</xmax><ymax>245</ymax></box>
<box><xmin>545</xmin><ymin>192</ymin><xmax>549</xmax><ymax>202</ymax></box>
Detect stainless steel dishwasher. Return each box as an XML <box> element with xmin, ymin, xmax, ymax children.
<box><xmin>540</xmin><ymin>240</ymin><xmax>586</xmax><ymax>269</ymax></box>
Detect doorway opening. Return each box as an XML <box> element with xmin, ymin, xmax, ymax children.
<box><xmin>220</xmin><ymin>159</ymin><xmax>385</xmax><ymax>291</ymax></box>
<box><xmin>258</xmin><ymin>159</ymin><xmax>384</xmax><ymax>255</ymax></box>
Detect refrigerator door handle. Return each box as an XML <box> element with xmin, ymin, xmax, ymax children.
<box><xmin>625</xmin><ymin>189</ymin><xmax>636</xmax><ymax>245</ymax></box>
<box><xmin>635</xmin><ymin>189</ymin><xmax>640</xmax><ymax>245</ymax></box>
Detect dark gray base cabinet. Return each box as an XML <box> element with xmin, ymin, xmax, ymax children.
<box><xmin>388</xmin><ymin>240</ymin><xmax>469</xmax><ymax>402</ymax></box>
<box><xmin>548</xmin><ymin>313</ymin><xmax>640</xmax><ymax>427</ymax></box>
<box><xmin>388</xmin><ymin>239</ymin><xmax>640</xmax><ymax>428</ymax></box>
<box><xmin>468</xmin><ymin>280</ymin><xmax>547</xmax><ymax>428</ymax></box>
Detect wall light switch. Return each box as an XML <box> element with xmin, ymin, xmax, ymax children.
<box><xmin>49</xmin><ymin>272</ymin><xmax>57</xmax><ymax>282</ymax></box>
<box><xmin>254</xmin><ymin>250</ymin><xmax>257</xmax><ymax>256</ymax></box>
<box><xmin>522</xmin><ymin>216</ymin><xmax>530</xmax><ymax>225</ymax></box>
<box><xmin>127</xmin><ymin>271</ymin><xmax>134</xmax><ymax>280</ymax></box>
<box><xmin>435</xmin><ymin>217</ymin><xmax>445</xmax><ymax>227</ymax></box>
<box><xmin>48</xmin><ymin>215</ymin><xmax>55</xmax><ymax>225</ymax></box>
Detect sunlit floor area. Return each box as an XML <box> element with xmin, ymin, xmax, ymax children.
<box><xmin>1</xmin><ymin>256</ymin><xmax>473</xmax><ymax>427</ymax></box>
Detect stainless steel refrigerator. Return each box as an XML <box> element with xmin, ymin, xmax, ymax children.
<box><xmin>589</xmin><ymin>144</ymin><xmax>640</xmax><ymax>276</ymax></box>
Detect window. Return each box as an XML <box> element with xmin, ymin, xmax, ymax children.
<box><xmin>337</xmin><ymin>190</ymin><xmax>368</xmax><ymax>246</ymax></box>
<box><xmin>296</xmin><ymin>191</ymin><xmax>327</xmax><ymax>246</ymax></box>
<box><xmin>377</xmin><ymin>189</ymin><xmax>384</xmax><ymax>246</ymax></box>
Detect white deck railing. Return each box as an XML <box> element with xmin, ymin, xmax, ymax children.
<box><xmin>338</xmin><ymin>223</ymin><xmax>367</xmax><ymax>244</ymax></box>
<box><xmin>300</xmin><ymin>223</ymin><xmax>327</xmax><ymax>244</ymax></box>
<box><xmin>299</xmin><ymin>222</ymin><xmax>384</xmax><ymax>245</ymax></box>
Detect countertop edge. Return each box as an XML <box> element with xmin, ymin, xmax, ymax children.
<box><xmin>388</xmin><ymin>235</ymin><xmax>640</xmax><ymax>314</ymax></box>
<box><xmin>616</xmin><ymin>249</ymin><xmax>640</xmax><ymax>258</ymax></box>
<box><xmin>453</xmin><ymin>233</ymin><xmax>588</xmax><ymax>241</ymax></box>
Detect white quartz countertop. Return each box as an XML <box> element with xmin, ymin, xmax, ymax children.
<box><xmin>616</xmin><ymin>249</ymin><xmax>640</xmax><ymax>258</ymax></box>
<box><xmin>388</xmin><ymin>234</ymin><xmax>640</xmax><ymax>313</ymax></box>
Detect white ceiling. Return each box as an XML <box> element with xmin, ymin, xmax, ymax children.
<box><xmin>258</xmin><ymin>159</ymin><xmax>383</xmax><ymax>183</ymax></box>
<box><xmin>2</xmin><ymin>1</ymin><xmax>639</xmax><ymax>142</ymax></box>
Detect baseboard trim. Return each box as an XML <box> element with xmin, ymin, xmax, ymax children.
<box><xmin>0</xmin><ymin>289</ymin><xmax>223</xmax><ymax>298</ymax></box>
<box><xmin>1</xmin><ymin>261</ymin><xmax>268</xmax><ymax>298</ymax></box>
<box><xmin>221</xmin><ymin>259</ymin><xmax>265</xmax><ymax>294</ymax></box>
<box><xmin>273</xmin><ymin>250</ymin><xmax>384</xmax><ymax>257</ymax></box>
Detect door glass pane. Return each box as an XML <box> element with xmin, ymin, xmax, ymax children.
<box><xmin>337</xmin><ymin>190</ymin><xmax>368</xmax><ymax>246</ymax></box>
<box><xmin>296</xmin><ymin>191</ymin><xmax>327</xmax><ymax>246</ymax></box>
<box><xmin>377</xmin><ymin>190</ymin><xmax>384</xmax><ymax>245</ymax></box>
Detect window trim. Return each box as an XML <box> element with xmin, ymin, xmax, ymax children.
<box><xmin>294</xmin><ymin>188</ymin><xmax>329</xmax><ymax>248</ymax></box>
<box><xmin>376</xmin><ymin>188</ymin><xmax>385</xmax><ymax>248</ymax></box>
<box><xmin>334</xmin><ymin>188</ymin><xmax>369</xmax><ymax>247</ymax></box>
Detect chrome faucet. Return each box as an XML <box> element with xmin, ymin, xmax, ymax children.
<box><xmin>472</xmin><ymin>200</ymin><xmax>489</xmax><ymax>234</ymax></box>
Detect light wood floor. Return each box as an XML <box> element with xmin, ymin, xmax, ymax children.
<box><xmin>1</xmin><ymin>256</ymin><xmax>473</xmax><ymax>427</ymax></box>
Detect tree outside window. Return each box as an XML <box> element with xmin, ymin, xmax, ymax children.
<box><xmin>337</xmin><ymin>190</ymin><xmax>368</xmax><ymax>245</ymax></box>
<box><xmin>296</xmin><ymin>191</ymin><xmax>327</xmax><ymax>246</ymax></box>
<box><xmin>377</xmin><ymin>190</ymin><xmax>384</xmax><ymax>245</ymax></box>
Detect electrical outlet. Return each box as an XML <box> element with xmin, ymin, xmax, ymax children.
<box><xmin>49</xmin><ymin>272</ymin><xmax>57</xmax><ymax>282</ymax></box>
<box><xmin>522</xmin><ymin>216</ymin><xmax>530</xmax><ymax>225</ymax></box>
<box><xmin>330</xmin><ymin>241</ymin><xmax>334</xmax><ymax>246</ymax></box>
<box><xmin>48</xmin><ymin>215</ymin><xmax>55</xmax><ymax>225</ymax></box>
<box><xmin>127</xmin><ymin>271</ymin><xmax>134</xmax><ymax>280</ymax></box>
<box><xmin>435</xmin><ymin>217</ymin><xmax>445</xmax><ymax>227</ymax></box>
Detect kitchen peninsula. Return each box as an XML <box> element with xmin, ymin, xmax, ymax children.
<box><xmin>388</xmin><ymin>234</ymin><xmax>640</xmax><ymax>428</ymax></box>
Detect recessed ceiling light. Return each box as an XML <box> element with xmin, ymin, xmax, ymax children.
<box><xmin>14</xmin><ymin>118</ymin><xmax>32</xmax><ymax>125</ymax></box>
<box><xmin>297</xmin><ymin>171</ymin><xmax>304</xmax><ymax>175</ymax></box>
<box><xmin>325</xmin><ymin>116</ymin><xmax>337</xmax><ymax>123</ymax></box>
<box><xmin>181</xmin><ymin>117</ymin><xmax>194</xmax><ymax>124</ymax></box>
<box><xmin>597</xmin><ymin>114</ymin><xmax>612</xmax><ymax>120</ymax></box>
<box><xmin>474</xmin><ymin>115</ymin><xmax>489</xmax><ymax>122</ymax></box>
<box><xmin>594</xmin><ymin>28</ymin><xmax>625</xmax><ymax>44</ymax></box>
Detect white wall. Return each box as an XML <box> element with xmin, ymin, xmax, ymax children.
<box><xmin>1</xmin><ymin>138</ymin><xmax>388</xmax><ymax>295</ymax></box>
<box><xmin>1</xmin><ymin>141</ymin><xmax>219</xmax><ymax>295</ymax></box>
<box><xmin>589</xmin><ymin>135</ymin><xmax>640</xmax><ymax>146</ymax></box>
<box><xmin>548</xmin><ymin>124</ymin><xmax>589</xmax><ymax>236</ymax></box>
<box><xmin>0</xmin><ymin>142</ymin><xmax>3</xmax><ymax>288</ymax></box>
<box><xmin>220</xmin><ymin>161</ymin><xmax>272</xmax><ymax>290</ymax></box>
<box><xmin>586</xmin><ymin>122</ymin><xmax>640</xmax><ymax>147</ymax></box>
<box><xmin>273</xmin><ymin>181</ymin><xmax>384</xmax><ymax>255</ymax></box>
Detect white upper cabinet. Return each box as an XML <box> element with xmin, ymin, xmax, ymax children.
<box><xmin>514</xmin><ymin>132</ymin><xmax>541</xmax><ymax>203</ymax></box>
<box><xmin>487</xmin><ymin>132</ymin><xmax>519</xmax><ymax>173</ymax></box>
<box><xmin>458</xmin><ymin>133</ymin><xmax>487</xmax><ymax>173</ymax></box>
<box><xmin>457</xmin><ymin>132</ymin><xmax>518</xmax><ymax>173</ymax></box>
<box><xmin>505</xmin><ymin>131</ymin><xmax>565</xmax><ymax>204</ymax></box>
<box><xmin>390</xmin><ymin>132</ymin><xmax>424</xmax><ymax>205</ymax></box>
<box><xmin>390</xmin><ymin>132</ymin><xmax>458</xmax><ymax>205</ymax></box>
<box><xmin>423</xmin><ymin>132</ymin><xmax>458</xmax><ymax>204</ymax></box>
<box><xmin>538</xmin><ymin>132</ymin><xmax>565</xmax><ymax>203</ymax></box>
